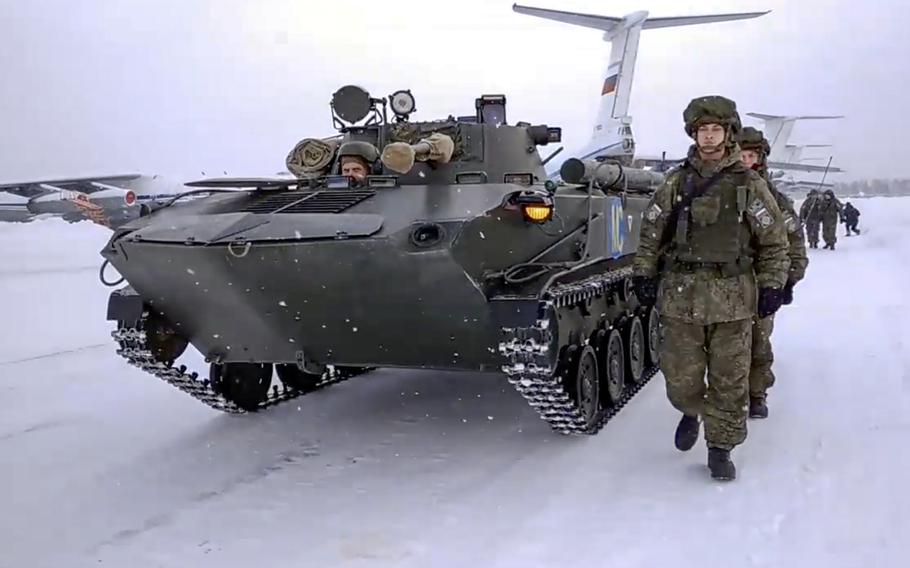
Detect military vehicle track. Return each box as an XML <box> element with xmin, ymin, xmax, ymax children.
<box><xmin>111</xmin><ymin>266</ymin><xmax>658</xmax><ymax>426</ymax></box>
<box><xmin>112</xmin><ymin>316</ymin><xmax>369</xmax><ymax>414</ymax></box>
<box><xmin>499</xmin><ymin>267</ymin><xmax>660</xmax><ymax>434</ymax></box>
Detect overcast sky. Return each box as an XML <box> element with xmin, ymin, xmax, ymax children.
<box><xmin>1</xmin><ymin>0</ymin><xmax>906</xmax><ymax>183</ymax></box>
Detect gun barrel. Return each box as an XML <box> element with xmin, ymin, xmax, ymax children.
<box><xmin>560</xmin><ymin>158</ymin><xmax>664</xmax><ymax>190</ymax></box>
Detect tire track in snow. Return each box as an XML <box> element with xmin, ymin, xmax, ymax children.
<box><xmin>0</xmin><ymin>419</ymin><xmax>72</xmax><ymax>442</ymax></box>
<box><xmin>0</xmin><ymin>265</ymin><xmax>99</xmax><ymax>279</ymax></box>
<box><xmin>0</xmin><ymin>343</ymin><xmax>109</xmax><ymax>366</ymax></box>
<box><xmin>88</xmin><ymin>440</ymin><xmax>322</xmax><ymax>554</ymax></box>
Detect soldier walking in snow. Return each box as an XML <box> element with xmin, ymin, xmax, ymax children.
<box><xmin>843</xmin><ymin>202</ymin><xmax>861</xmax><ymax>235</ymax></box>
<box><xmin>632</xmin><ymin>96</ymin><xmax>789</xmax><ymax>481</ymax></box>
<box><xmin>819</xmin><ymin>189</ymin><xmax>844</xmax><ymax>249</ymax></box>
<box><xmin>800</xmin><ymin>189</ymin><xmax>822</xmax><ymax>248</ymax></box>
<box><xmin>737</xmin><ymin>127</ymin><xmax>809</xmax><ymax>419</ymax></box>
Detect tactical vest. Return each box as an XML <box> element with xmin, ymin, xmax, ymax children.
<box><xmin>664</xmin><ymin>167</ymin><xmax>754</xmax><ymax>276</ymax></box>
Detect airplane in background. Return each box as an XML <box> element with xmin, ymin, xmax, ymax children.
<box><xmin>0</xmin><ymin>173</ymin><xmax>217</xmax><ymax>228</ymax></box>
<box><xmin>0</xmin><ymin>174</ymin><xmax>142</xmax><ymax>226</ymax></box>
<box><xmin>745</xmin><ymin>112</ymin><xmax>844</xmax><ymax>174</ymax></box>
<box><xmin>511</xmin><ymin>3</ymin><xmax>770</xmax><ymax>178</ymax></box>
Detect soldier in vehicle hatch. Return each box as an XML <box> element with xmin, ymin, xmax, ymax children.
<box><xmin>738</xmin><ymin>126</ymin><xmax>809</xmax><ymax>420</ymax></box>
<box><xmin>337</xmin><ymin>141</ymin><xmax>380</xmax><ymax>185</ymax></box>
<box><xmin>632</xmin><ymin>96</ymin><xmax>790</xmax><ymax>481</ymax></box>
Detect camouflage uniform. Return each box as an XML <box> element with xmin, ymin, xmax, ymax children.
<box><xmin>738</xmin><ymin>127</ymin><xmax>809</xmax><ymax>418</ymax></box>
<box><xmin>632</xmin><ymin>96</ymin><xmax>790</xmax><ymax>480</ymax></box>
<box><xmin>799</xmin><ymin>190</ymin><xmax>822</xmax><ymax>248</ymax></box>
<box><xmin>818</xmin><ymin>190</ymin><xmax>843</xmax><ymax>249</ymax></box>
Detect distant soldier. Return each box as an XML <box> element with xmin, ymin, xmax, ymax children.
<box><xmin>799</xmin><ymin>189</ymin><xmax>822</xmax><ymax>248</ymax></box>
<box><xmin>818</xmin><ymin>189</ymin><xmax>844</xmax><ymax>249</ymax></box>
<box><xmin>738</xmin><ymin>127</ymin><xmax>809</xmax><ymax>419</ymax></box>
<box><xmin>843</xmin><ymin>201</ymin><xmax>861</xmax><ymax>235</ymax></box>
<box><xmin>632</xmin><ymin>96</ymin><xmax>790</xmax><ymax>481</ymax></box>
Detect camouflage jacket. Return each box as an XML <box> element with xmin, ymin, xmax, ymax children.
<box><xmin>799</xmin><ymin>195</ymin><xmax>821</xmax><ymax>222</ymax></box>
<box><xmin>818</xmin><ymin>196</ymin><xmax>843</xmax><ymax>223</ymax></box>
<box><xmin>768</xmin><ymin>181</ymin><xmax>809</xmax><ymax>284</ymax></box>
<box><xmin>633</xmin><ymin>145</ymin><xmax>790</xmax><ymax>325</ymax></box>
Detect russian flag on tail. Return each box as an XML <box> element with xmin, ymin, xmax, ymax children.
<box><xmin>601</xmin><ymin>73</ymin><xmax>618</xmax><ymax>95</ymax></box>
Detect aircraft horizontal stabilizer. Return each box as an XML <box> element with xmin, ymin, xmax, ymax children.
<box><xmin>747</xmin><ymin>112</ymin><xmax>844</xmax><ymax>121</ymax></box>
<box><xmin>512</xmin><ymin>4</ymin><xmax>620</xmax><ymax>31</ymax></box>
<box><xmin>642</xmin><ymin>12</ymin><xmax>770</xmax><ymax>30</ymax></box>
<box><xmin>768</xmin><ymin>160</ymin><xmax>843</xmax><ymax>173</ymax></box>
<box><xmin>0</xmin><ymin>174</ymin><xmax>141</xmax><ymax>190</ymax></box>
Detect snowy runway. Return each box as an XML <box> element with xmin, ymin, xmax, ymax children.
<box><xmin>1</xmin><ymin>200</ymin><xmax>908</xmax><ymax>568</ymax></box>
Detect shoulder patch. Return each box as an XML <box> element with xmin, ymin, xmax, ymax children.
<box><xmin>645</xmin><ymin>202</ymin><xmax>663</xmax><ymax>222</ymax></box>
<box><xmin>747</xmin><ymin>197</ymin><xmax>773</xmax><ymax>228</ymax></box>
<box><xmin>748</xmin><ymin>198</ymin><xmax>767</xmax><ymax>214</ymax></box>
<box><xmin>784</xmin><ymin>212</ymin><xmax>798</xmax><ymax>233</ymax></box>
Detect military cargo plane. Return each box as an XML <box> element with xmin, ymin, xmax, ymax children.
<box><xmin>746</xmin><ymin>112</ymin><xmax>845</xmax><ymax>174</ymax></box>
<box><xmin>0</xmin><ymin>173</ymin><xmax>204</xmax><ymax>228</ymax></box>
<box><xmin>511</xmin><ymin>3</ymin><xmax>771</xmax><ymax>178</ymax></box>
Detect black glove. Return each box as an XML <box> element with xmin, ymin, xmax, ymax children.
<box><xmin>781</xmin><ymin>280</ymin><xmax>795</xmax><ymax>305</ymax></box>
<box><xmin>632</xmin><ymin>275</ymin><xmax>659</xmax><ymax>306</ymax></box>
<box><xmin>757</xmin><ymin>287</ymin><xmax>783</xmax><ymax>318</ymax></box>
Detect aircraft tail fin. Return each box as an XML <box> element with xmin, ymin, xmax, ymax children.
<box><xmin>513</xmin><ymin>4</ymin><xmax>769</xmax><ymax>163</ymax></box>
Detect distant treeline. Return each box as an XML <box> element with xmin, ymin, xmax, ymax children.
<box><xmin>834</xmin><ymin>179</ymin><xmax>910</xmax><ymax>197</ymax></box>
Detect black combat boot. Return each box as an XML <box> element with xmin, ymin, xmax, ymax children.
<box><xmin>749</xmin><ymin>396</ymin><xmax>768</xmax><ymax>419</ymax></box>
<box><xmin>708</xmin><ymin>447</ymin><xmax>736</xmax><ymax>481</ymax></box>
<box><xmin>674</xmin><ymin>414</ymin><xmax>700</xmax><ymax>451</ymax></box>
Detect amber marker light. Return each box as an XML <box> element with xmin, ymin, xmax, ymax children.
<box><xmin>522</xmin><ymin>203</ymin><xmax>553</xmax><ymax>223</ymax></box>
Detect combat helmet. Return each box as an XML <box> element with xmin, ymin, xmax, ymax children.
<box><xmin>337</xmin><ymin>140</ymin><xmax>379</xmax><ymax>175</ymax></box>
<box><xmin>738</xmin><ymin>126</ymin><xmax>771</xmax><ymax>158</ymax></box>
<box><xmin>683</xmin><ymin>95</ymin><xmax>742</xmax><ymax>141</ymax></box>
<box><xmin>338</xmin><ymin>140</ymin><xmax>380</xmax><ymax>165</ymax></box>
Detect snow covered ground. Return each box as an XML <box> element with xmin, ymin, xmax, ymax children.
<box><xmin>1</xmin><ymin>199</ymin><xmax>908</xmax><ymax>568</ymax></box>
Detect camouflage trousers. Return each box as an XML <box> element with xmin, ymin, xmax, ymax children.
<box><xmin>749</xmin><ymin>314</ymin><xmax>775</xmax><ymax>399</ymax></box>
<box><xmin>822</xmin><ymin>218</ymin><xmax>838</xmax><ymax>246</ymax></box>
<box><xmin>805</xmin><ymin>219</ymin><xmax>820</xmax><ymax>245</ymax></box>
<box><xmin>659</xmin><ymin>316</ymin><xmax>751</xmax><ymax>451</ymax></box>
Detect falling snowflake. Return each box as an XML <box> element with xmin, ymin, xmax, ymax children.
<box><xmin>186</xmin><ymin>268</ymin><xmax>195</xmax><ymax>275</ymax></box>
<box><xmin>278</xmin><ymin>300</ymin><xmax>287</xmax><ymax>307</ymax></box>
<box><xmin>479</xmin><ymin>231</ymin><xmax>486</xmax><ymax>239</ymax></box>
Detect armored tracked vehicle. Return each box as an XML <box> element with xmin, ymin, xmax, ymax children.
<box><xmin>102</xmin><ymin>86</ymin><xmax>664</xmax><ymax>434</ymax></box>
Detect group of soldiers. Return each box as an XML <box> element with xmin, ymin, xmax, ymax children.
<box><xmin>632</xmin><ymin>95</ymin><xmax>809</xmax><ymax>481</ymax></box>
<box><xmin>799</xmin><ymin>189</ymin><xmax>861</xmax><ymax>249</ymax></box>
